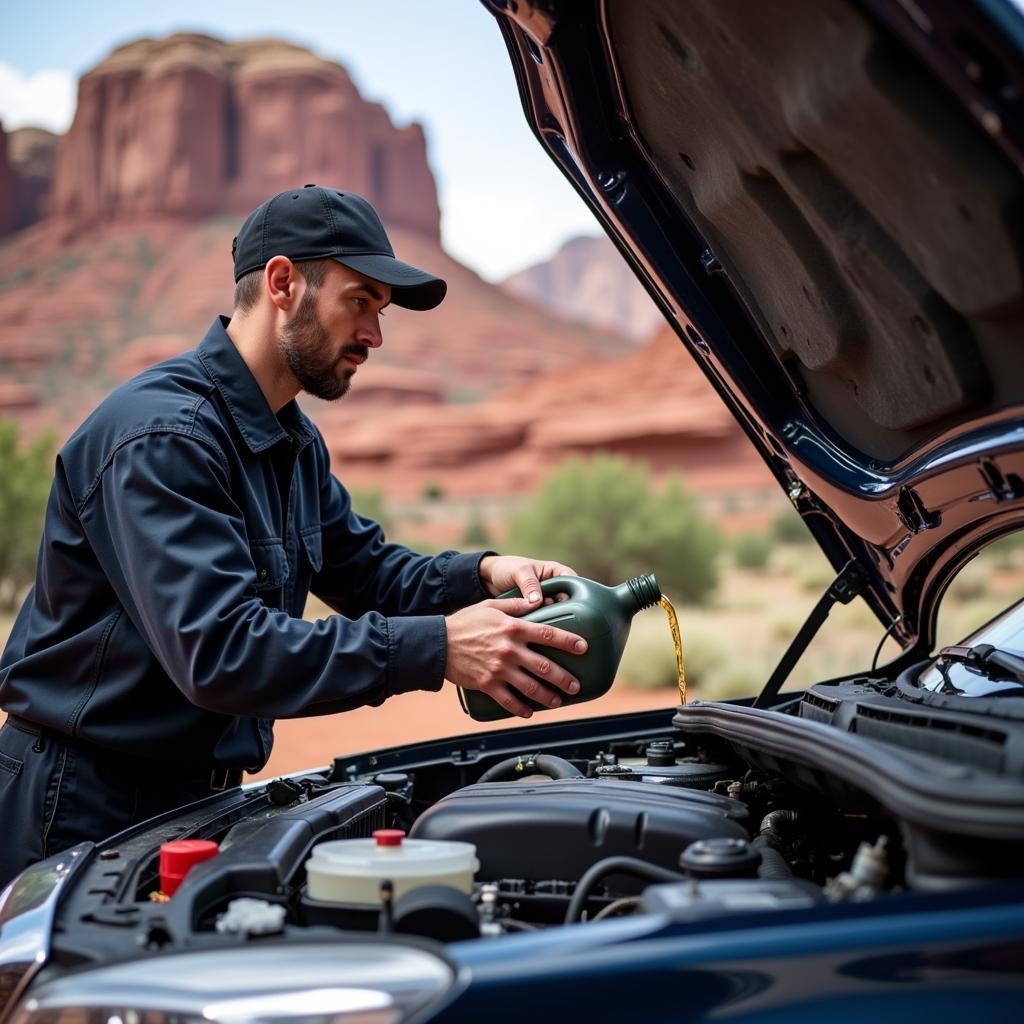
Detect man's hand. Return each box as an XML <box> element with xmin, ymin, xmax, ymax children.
<box><xmin>444</xmin><ymin>596</ymin><xmax>587</xmax><ymax>718</ymax></box>
<box><xmin>478</xmin><ymin>554</ymin><xmax>577</xmax><ymax>605</ymax></box>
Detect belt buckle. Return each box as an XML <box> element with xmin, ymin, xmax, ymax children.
<box><xmin>209</xmin><ymin>766</ymin><xmax>233</xmax><ymax>792</ymax></box>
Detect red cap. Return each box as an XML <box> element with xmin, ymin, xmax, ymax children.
<box><xmin>373</xmin><ymin>829</ymin><xmax>405</xmax><ymax>847</ymax></box>
<box><xmin>159</xmin><ymin>839</ymin><xmax>219</xmax><ymax>896</ymax></box>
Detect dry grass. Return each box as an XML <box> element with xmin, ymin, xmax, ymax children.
<box><xmin>615</xmin><ymin>539</ymin><xmax>1024</xmax><ymax>703</ymax></box>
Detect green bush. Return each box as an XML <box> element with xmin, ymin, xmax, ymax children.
<box><xmin>349</xmin><ymin>487</ymin><xmax>392</xmax><ymax>536</ymax></box>
<box><xmin>733</xmin><ymin>530</ymin><xmax>773</xmax><ymax>570</ymax></box>
<box><xmin>506</xmin><ymin>455</ymin><xmax>721</xmax><ymax>605</ymax></box>
<box><xmin>771</xmin><ymin>508</ymin><xmax>813</xmax><ymax>545</ymax></box>
<box><xmin>421</xmin><ymin>481</ymin><xmax>445</xmax><ymax>502</ymax></box>
<box><xmin>678</xmin><ymin>631</ymin><xmax>729</xmax><ymax>694</ymax></box>
<box><xmin>462</xmin><ymin>510</ymin><xmax>492</xmax><ymax>549</ymax></box>
<box><xmin>980</xmin><ymin>533</ymin><xmax>1024</xmax><ymax>571</ymax></box>
<box><xmin>0</xmin><ymin>421</ymin><xmax>56</xmax><ymax>611</ymax></box>
<box><xmin>616</xmin><ymin>611</ymin><xmax>680</xmax><ymax>690</ymax></box>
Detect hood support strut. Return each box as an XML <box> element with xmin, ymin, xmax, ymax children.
<box><xmin>753</xmin><ymin>560</ymin><xmax>869</xmax><ymax>709</ymax></box>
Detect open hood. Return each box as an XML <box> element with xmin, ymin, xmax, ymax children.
<box><xmin>484</xmin><ymin>0</ymin><xmax>1024</xmax><ymax>658</ymax></box>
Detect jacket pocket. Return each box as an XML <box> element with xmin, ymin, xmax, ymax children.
<box><xmin>300</xmin><ymin>527</ymin><xmax>323</xmax><ymax>573</ymax></box>
<box><xmin>0</xmin><ymin>750</ymin><xmax>22</xmax><ymax>777</ymax></box>
<box><xmin>249</xmin><ymin>539</ymin><xmax>289</xmax><ymax>591</ymax></box>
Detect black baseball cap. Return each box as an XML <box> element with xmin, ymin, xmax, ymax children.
<box><xmin>231</xmin><ymin>185</ymin><xmax>447</xmax><ymax>311</ymax></box>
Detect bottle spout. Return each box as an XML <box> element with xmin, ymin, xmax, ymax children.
<box><xmin>621</xmin><ymin>573</ymin><xmax>661</xmax><ymax>611</ymax></box>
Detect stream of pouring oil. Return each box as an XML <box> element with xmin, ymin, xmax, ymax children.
<box><xmin>659</xmin><ymin>595</ymin><xmax>686</xmax><ymax>704</ymax></box>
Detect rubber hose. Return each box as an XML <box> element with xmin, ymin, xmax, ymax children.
<box><xmin>477</xmin><ymin>754</ymin><xmax>584</xmax><ymax>783</ymax></box>
<box><xmin>759</xmin><ymin>809</ymin><xmax>801</xmax><ymax>836</ymax></box>
<box><xmin>753</xmin><ymin>840</ymin><xmax>793</xmax><ymax>880</ymax></box>
<box><xmin>565</xmin><ymin>856</ymin><xmax>685</xmax><ymax>924</ymax></box>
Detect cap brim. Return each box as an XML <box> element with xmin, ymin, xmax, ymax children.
<box><xmin>332</xmin><ymin>253</ymin><xmax>447</xmax><ymax>311</ymax></box>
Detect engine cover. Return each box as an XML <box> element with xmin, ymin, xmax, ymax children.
<box><xmin>409</xmin><ymin>778</ymin><xmax>749</xmax><ymax>881</ymax></box>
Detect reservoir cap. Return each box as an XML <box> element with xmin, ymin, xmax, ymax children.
<box><xmin>159</xmin><ymin>839</ymin><xmax>219</xmax><ymax>896</ymax></box>
<box><xmin>374</xmin><ymin>829</ymin><xmax>406</xmax><ymax>847</ymax></box>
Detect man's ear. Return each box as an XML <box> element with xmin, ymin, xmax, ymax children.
<box><xmin>265</xmin><ymin>256</ymin><xmax>299</xmax><ymax>312</ymax></box>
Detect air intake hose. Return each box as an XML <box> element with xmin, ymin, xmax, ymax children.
<box><xmin>477</xmin><ymin>754</ymin><xmax>584</xmax><ymax>783</ymax></box>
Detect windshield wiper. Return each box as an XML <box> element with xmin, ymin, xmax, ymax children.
<box><xmin>937</xmin><ymin>643</ymin><xmax>1024</xmax><ymax>685</ymax></box>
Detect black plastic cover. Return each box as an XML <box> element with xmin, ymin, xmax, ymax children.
<box><xmin>410</xmin><ymin>778</ymin><xmax>748</xmax><ymax>881</ymax></box>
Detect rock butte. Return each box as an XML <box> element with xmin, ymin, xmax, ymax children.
<box><xmin>48</xmin><ymin>34</ymin><xmax>440</xmax><ymax>239</ymax></box>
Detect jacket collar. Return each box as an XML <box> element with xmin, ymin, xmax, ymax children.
<box><xmin>197</xmin><ymin>316</ymin><xmax>316</xmax><ymax>453</ymax></box>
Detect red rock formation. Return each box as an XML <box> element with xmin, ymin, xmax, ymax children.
<box><xmin>502</xmin><ymin>234</ymin><xmax>664</xmax><ymax>342</ymax></box>
<box><xmin>49</xmin><ymin>35</ymin><xmax>440</xmax><ymax>239</ymax></box>
<box><xmin>9</xmin><ymin>129</ymin><xmax>58</xmax><ymax>229</ymax></box>
<box><xmin>0</xmin><ymin>125</ymin><xmax>17</xmax><ymax>238</ymax></box>
<box><xmin>321</xmin><ymin>324</ymin><xmax>774</xmax><ymax>498</ymax></box>
<box><xmin>0</xmin><ymin>379</ymin><xmax>41</xmax><ymax>412</ymax></box>
<box><xmin>0</xmin><ymin>216</ymin><xmax>630</xmax><ymax>439</ymax></box>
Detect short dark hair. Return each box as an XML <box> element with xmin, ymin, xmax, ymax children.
<box><xmin>232</xmin><ymin>258</ymin><xmax>332</xmax><ymax>313</ymax></box>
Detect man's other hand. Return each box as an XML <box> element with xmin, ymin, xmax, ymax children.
<box><xmin>478</xmin><ymin>554</ymin><xmax>577</xmax><ymax>605</ymax></box>
<box><xmin>444</xmin><ymin>597</ymin><xmax>587</xmax><ymax>718</ymax></box>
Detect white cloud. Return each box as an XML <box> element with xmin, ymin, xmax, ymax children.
<box><xmin>0</xmin><ymin>64</ymin><xmax>75</xmax><ymax>134</ymax></box>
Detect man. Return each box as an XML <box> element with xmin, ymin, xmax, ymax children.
<box><xmin>0</xmin><ymin>185</ymin><xmax>586</xmax><ymax>888</ymax></box>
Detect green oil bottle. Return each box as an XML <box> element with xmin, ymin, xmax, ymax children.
<box><xmin>458</xmin><ymin>573</ymin><xmax>662</xmax><ymax>722</ymax></box>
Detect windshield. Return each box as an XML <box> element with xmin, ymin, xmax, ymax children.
<box><xmin>920</xmin><ymin>598</ymin><xmax>1024</xmax><ymax>696</ymax></box>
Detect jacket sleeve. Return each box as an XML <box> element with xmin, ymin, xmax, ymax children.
<box><xmin>83</xmin><ymin>430</ymin><xmax>453</xmax><ymax>718</ymax></box>
<box><xmin>310</xmin><ymin>435</ymin><xmax>493</xmax><ymax>618</ymax></box>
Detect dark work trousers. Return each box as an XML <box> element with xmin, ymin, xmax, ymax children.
<box><xmin>0</xmin><ymin>717</ymin><xmax>234</xmax><ymax>890</ymax></box>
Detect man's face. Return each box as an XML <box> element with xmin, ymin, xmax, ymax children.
<box><xmin>277</xmin><ymin>262</ymin><xmax>390</xmax><ymax>401</ymax></box>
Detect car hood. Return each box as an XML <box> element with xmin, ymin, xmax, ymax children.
<box><xmin>484</xmin><ymin>0</ymin><xmax>1024</xmax><ymax>657</ymax></box>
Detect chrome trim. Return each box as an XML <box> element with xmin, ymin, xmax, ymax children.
<box><xmin>0</xmin><ymin>844</ymin><xmax>92</xmax><ymax>1024</ymax></box>
<box><xmin>10</xmin><ymin>943</ymin><xmax>454</xmax><ymax>1024</ymax></box>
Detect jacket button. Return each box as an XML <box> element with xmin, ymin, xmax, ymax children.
<box><xmin>258</xmin><ymin>568</ymin><xmax>269</xmax><ymax>581</ymax></box>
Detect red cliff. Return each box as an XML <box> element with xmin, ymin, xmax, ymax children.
<box><xmin>8</xmin><ymin>128</ymin><xmax>58</xmax><ymax>229</ymax></box>
<box><xmin>0</xmin><ymin>126</ymin><xmax>16</xmax><ymax>238</ymax></box>
<box><xmin>48</xmin><ymin>34</ymin><xmax>441</xmax><ymax>239</ymax></box>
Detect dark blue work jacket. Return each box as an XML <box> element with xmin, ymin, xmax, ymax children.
<box><xmin>0</xmin><ymin>317</ymin><xmax>489</xmax><ymax>771</ymax></box>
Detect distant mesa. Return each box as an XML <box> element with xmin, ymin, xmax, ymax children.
<box><xmin>0</xmin><ymin>126</ymin><xmax>16</xmax><ymax>239</ymax></box>
<box><xmin>0</xmin><ymin>33</ymin><xmax>440</xmax><ymax>242</ymax></box>
<box><xmin>502</xmin><ymin>234</ymin><xmax>664</xmax><ymax>342</ymax></box>
<box><xmin>7</xmin><ymin>128</ymin><xmax>59</xmax><ymax>230</ymax></box>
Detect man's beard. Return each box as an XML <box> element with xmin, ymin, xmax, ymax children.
<box><xmin>277</xmin><ymin>289</ymin><xmax>368</xmax><ymax>402</ymax></box>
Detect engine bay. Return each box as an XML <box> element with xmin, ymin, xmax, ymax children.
<box><xmin>36</xmin><ymin>680</ymin><xmax>1024</xmax><ymax>970</ymax></box>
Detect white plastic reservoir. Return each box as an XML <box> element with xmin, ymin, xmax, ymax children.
<box><xmin>306</xmin><ymin>829</ymin><xmax>479</xmax><ymax>905</ymax></box>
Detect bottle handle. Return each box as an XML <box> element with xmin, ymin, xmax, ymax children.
<box><xmin>496</xmin><ymin>576</ymin><xmax>585</xmax><ymax>601</ymax></box>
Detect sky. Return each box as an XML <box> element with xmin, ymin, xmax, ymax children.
<box><xmin>0</xmin><ymin>1</ymin><xmax>604</xmax><ymax>281</ymax></box>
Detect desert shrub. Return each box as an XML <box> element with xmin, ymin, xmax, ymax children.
<box><xmin>769</xmin><ymin>616</ymin><xmax>803</xmax><ymax>642</ymax></box>
<box><xmin>696</xmin><ymin>657</ymin><xmax>764</xmax><ymax>702</ymax></box>
<box><xmin>421</xmin><ymin>481</ymin><xmax>446</xmax><ymax>502</ymax></box>
<box><xmin>506</xmin><ymin>455</ymin><xmax>721</xmax><ymax>605</ymax></box>
<box><xmin>771</xmin><ymin>508</ymin><xmax>813</xmax><ymax>545</ymax></box>
<box><xmin>349</xmin><ymin>487</ymin><xmax>392</xmax><ymax>536</ymax></box>
<box><xmin>945</xmin><ymin>573</ymin><xmax>987</xmax><ymax>604</ymax></box>
<box><xmin>462</xmin><ymin>510</ymin><xmax>492</xmax><ymax>548</ymax></box>
<box><xmin>678</xmin><ymin>631</ymin><xmax>730</xmax><ymax>693</ymax></box>
<box><xmin>0</xmin><ymin>421</ymin><xmax>56</xmax><ymax>610</ymax></box>
<box><xmin>733</xmin><ymin>530</ymin><xmax>773</xmax><ymax>570</ymax></box>
<box><xmin>616</xmin><ymin>613</ymin><xmax>680</xmax><ymax>690</ymax></box>
<box><xmin>979</xmin><ymin>533</ymin><xmax>1024</xmax><ymax>571</ymax></box>
<box><xmin>798</xmin><ymin>560</ymin><xmax>833</xmax><ymax>594</ymax></box>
